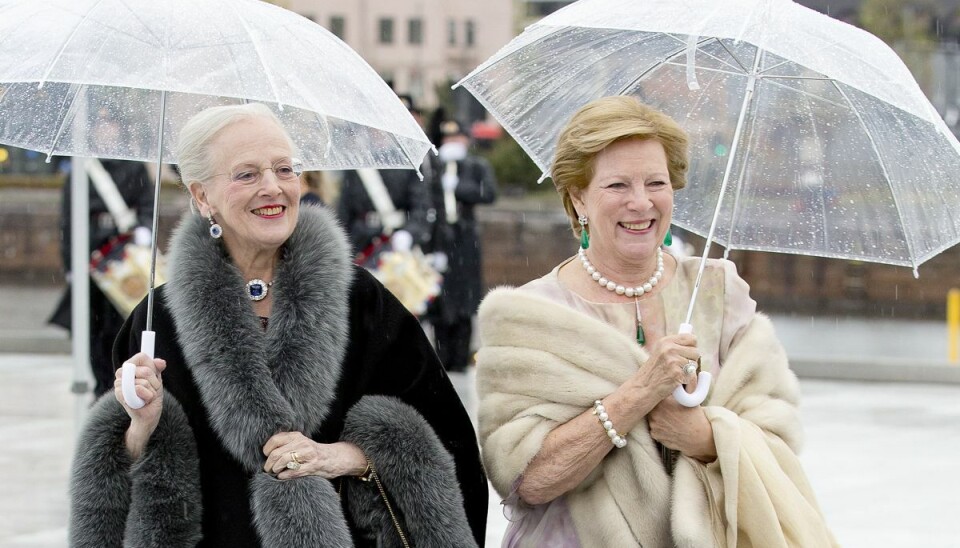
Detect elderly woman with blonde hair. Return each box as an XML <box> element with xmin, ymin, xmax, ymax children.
<box><xmin>68</xmin><ymin>103</ymin><xmax>487</xmax><ymax>547</ymax></box>
<box><xmin>476</xmin><ymin>96</ymin><xmax>835</xmax><ymax>547</ymax></box>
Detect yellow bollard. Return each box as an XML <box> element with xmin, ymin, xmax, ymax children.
<box><xmin>949</xmin><ymin>289</ymin><xmax>960</xmax><ymax>363</ymax></box>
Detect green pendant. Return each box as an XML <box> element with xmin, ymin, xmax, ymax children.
<box><xmin>580</xmin><ymin>229</ymin><xmax>590</xmax><ymax>250</ymax></box>
<box><xmin>636</xmin><ymin>324</ymin><xmax>646</xmax><ymax>345</ymax></box>
<box><xmin>663</xmin><ymin>228</ymin><xmax>673</xmax><ymax>247</ymax></box>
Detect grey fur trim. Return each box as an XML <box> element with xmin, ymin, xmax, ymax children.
<box><xmin>342</xmin><ymin>395</ymin><xmax>477</xmax><ymax>548</ymax></box>
<box><xmin>164</xmin><ymin>204</ymin><xmax>352</xmax><ymax>472</ymax></box>
<box><xmin>70</xmin><ymin>395</ymin><xmax>202</xmax><ymax>547</ymax></box>
<box><xmin>69</xmin><ymin>396</ymin><xmax>132</xmax><ymax>548</ymax></box>
<box><xmin>250</xmin><ymin>473</ymin><xmax>353</xmax><ymax>547</ymax></box>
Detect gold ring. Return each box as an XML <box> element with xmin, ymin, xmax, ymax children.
<box><xmin>290</xmin><ymin>451</ymin><xmax>301</xmax><ymax>464</ymax></box>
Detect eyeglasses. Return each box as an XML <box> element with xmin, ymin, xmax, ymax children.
<box><xmin>211</xmin><ymin>158</ymin><xmax>303</xmax><ymax>186</ymax></box>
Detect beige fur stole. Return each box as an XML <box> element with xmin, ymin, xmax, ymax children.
<box><xmin>477</xmin><ymin>288</ymin><xmax>837</xmax><ymax>548</ymax></box>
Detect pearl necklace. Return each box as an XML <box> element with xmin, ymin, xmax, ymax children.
<box><xmin>578</xmin><ymin>247</ymin><xmax>664</xmax><ymax>345</ymax></box>
<box><xmin>577</xmin><ymin>247</ymin><xmax>664</xmax><ymax>297</ymax></box>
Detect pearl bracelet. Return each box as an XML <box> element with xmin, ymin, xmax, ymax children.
<box><xmin>593</xmin><ymin>399</ymin><xmax>627</xmax><ymax>448</ymax></box>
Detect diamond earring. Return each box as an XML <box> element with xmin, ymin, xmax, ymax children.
<box><xmin>578</xmin><ymin>214</ymin><xmax>589</xmax><ymax>250</ymax></box>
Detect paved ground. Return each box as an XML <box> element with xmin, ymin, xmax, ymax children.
<box><xmin>2</xmin><ymin>354</ymin><xmax>959</xmax><ymax>547</ymax></box>
<box><xmin>2</xmin><ymin>281</ymin><xmax>960</xmax><ymax>546</ymax></box>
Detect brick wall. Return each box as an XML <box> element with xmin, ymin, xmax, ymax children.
<box><xmin>2</xmin><ymin>188</ymin><xmax>957</xmax><ymax>319</ymax></box>
<box><xmin>474</xmin><ymin>206</ymin><xmax>959</xmax><ymax>320</ymax></box>
<box><xmin>0</xmin><ymin>187</ymin><xmax>187</xmax><ymax>284</ymax></box>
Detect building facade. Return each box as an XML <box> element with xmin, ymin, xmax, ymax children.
<box><xmin>281</xmin><ymin>0</ymin><xmax>514</xmax><ymax>109</ymax></box>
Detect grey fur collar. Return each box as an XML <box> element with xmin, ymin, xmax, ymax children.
<box><xmin>164</xmin><ymin>204</ymin><xmax>353</xmax><ymax>472</ymax></box>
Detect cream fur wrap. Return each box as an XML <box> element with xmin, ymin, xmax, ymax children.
<box><xmin>476</xmin><ymin>288</ymin><xmax>838</xmax><ymax>548</ymax></box>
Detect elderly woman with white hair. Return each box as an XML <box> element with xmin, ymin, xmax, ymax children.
<box><xmin>68</xmin><ymin>103</ymin><xmax>487</xmax><ymax>547</ymax></box>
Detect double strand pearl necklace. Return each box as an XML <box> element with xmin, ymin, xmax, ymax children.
<box><xmin>578</xmin><ymin>247</ymin><xmax>664</xmax><ymax>345</ymax></box>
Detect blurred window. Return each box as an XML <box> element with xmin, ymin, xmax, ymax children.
<box><xmin>379</xmin><ymin>18</ymin><xmax>394</xmax><ymax>44</ymax></box>
<box><xmin>465</xmin><ymin>19</ymin><xmax>475</xmax><ymax>47</ymax></box>
<box><xmin>329</xmin><ymin>15</ymin><xmax>345</xmax><ymax>39</ymax></box>
<box><xmin>409</xmin><ymin>18</ymin><xmax>423</xmax><ymax>45</ymax></box>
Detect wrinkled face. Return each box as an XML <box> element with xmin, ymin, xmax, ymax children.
<box><xmin>189</xmin><ymin>117</ymin><xmax>300</xmax><ymax>257</ymax></box>
<box><xmin>571</xmin><ymin>138</ymin><xmax>673</xmax><ymax>267</ymax></box>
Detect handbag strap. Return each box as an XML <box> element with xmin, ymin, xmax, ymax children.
<box><xmin>336</xmin><ymin>458</ymin><xmax>411</xmax><ymax>547</ymax></box>
<box><xmin>368</xmin><ymin>459</ymin><xmax>410</xmax><ymax>548</ymax></box>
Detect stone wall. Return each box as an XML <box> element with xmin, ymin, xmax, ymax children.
<box><xmin>474</xmin><ymin>205</ymin><xmax>960</xmax><ymax>320</ymax></box>
<box><xmin>0</xmin><ymin>187</ymin><xmax>187</xmax><ymax>284</ymax></box>
<box><xmin>2</xmin><ymin>187</ymin><xmax>957</xmax><ymax>319</ymax></box>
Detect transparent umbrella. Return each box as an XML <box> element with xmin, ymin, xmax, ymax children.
<box><xmin>456</xmin><ymin>0</ymin><xmax>960</xmax><ymax>404</ymax></box>
<box><xmin>0</xmin><ymin>0</ymin><xmax>431</xmax><ymax>409</ymax></box>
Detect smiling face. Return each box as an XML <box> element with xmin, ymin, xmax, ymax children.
<box><xmin>571</xmin><ymin>138</ymin><xmax>673</xmax><ymax>270</ymax></box>
<box><xmin>189</xmin><ymin>116</ymin><xmax>301</xmax><ymax>259</ymax></box>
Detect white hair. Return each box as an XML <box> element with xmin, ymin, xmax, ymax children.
<box><xmin>176</xmin><ymin>103</ymin><xmax>298</xmax><ymax>187</ymax></box>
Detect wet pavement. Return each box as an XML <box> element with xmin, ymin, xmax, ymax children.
<box><xmin>2</xmin><ymin>354</ymin><xmax>959</xmax><ymax>547</ymax></box>
<box><xmin>2</xmin><ymin>281</ymin><xmax>959</xmax><ymax>546</ymax></box>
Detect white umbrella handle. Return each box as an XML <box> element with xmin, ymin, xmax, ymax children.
<box><xmin>673</xmin><ymin>323</ymin><xmax>711</xmax><ymax>407</ymax></box>
<box><xmin>121</xmin><ymin>330</ymin><xmax>155</xmax><ymax>409</ymax></box>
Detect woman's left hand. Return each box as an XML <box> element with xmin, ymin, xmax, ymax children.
<box><xmin>648</xmin><ymin>394</ymin><xmax>717</xmax><ymax>463</ymax></box>
<box><xmin>262</xmin><ymin>432</ymin><xmax>368</xmax><ymax>480</ymax></box>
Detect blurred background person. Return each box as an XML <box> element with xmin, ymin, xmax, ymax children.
<box><xmin>48</xmin><ymin>106</ymin><xmax>154</xmax><ymax>397</ymax></box>
<box><xmin>426</xmin><ymin>119</ymin><xmax>497</xmax><ymax>372</ymax></box>
<box><xmin>299</xmin><ymin>170</ymin><xmax>324</xmax><ymax>206</ymax></box>
<box><xmin>336</xmin><ymin>95</ymin><xmax>433</xmax><ymax>262</ymax></box>
<box><xmin>299</xmin><ymin>169</ymin><xmax>339</xmax><ymax>207</ymax></box>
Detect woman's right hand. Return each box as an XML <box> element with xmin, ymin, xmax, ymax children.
<box><xmin>633</xmin><ymin>333</ymin><xmax>700</xmax><ymax>401</ymax></box>
<box><xmin>113</xmin><ymin>352</ymin><xmax>166</xmax><ymax>460</ymax></box>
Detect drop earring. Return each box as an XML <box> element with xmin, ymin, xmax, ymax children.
<box><xmin>663</xmin><ymin>228</ymin><xmax>673</xmax><ymax>247</ymax></box>
<box><xmin>578</xmin><ymin>214</ymin><xmax>589</xmax><ymax>250</ymax></box>
<box><xmin>207</xmin><ymin>212</ymin><xmax>223</xmax><ymax>239</ymax></box>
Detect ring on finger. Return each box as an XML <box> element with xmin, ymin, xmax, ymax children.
<box><xmin>285</xmin><ymin>451</ymin><xmax>302</xmax><ymax>470</ymax></box>
<box><xmin>683</xmin><ymin>361</ymin><xmax>698</xmax><ymax>377</ymax></box>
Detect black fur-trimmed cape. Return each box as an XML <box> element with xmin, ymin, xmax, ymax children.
<box><xmin>68</xmin><ymin>205</ymin><xmax>487</xmax><ymax>547</ymax></box>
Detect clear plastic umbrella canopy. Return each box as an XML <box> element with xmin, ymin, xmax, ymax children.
<box><xmin>0</xmin><ymin>0</ymin><xmax>432</xmax><ymax>410</ymax></box>
<box><xmin>457</xmin><ymin>0</ymin><xmax>960</xmax><ymax>271</ymax></box>
<box><xmin>0</xmin><ymin>0</ymin><xmax>431</xmax><ymax>171</ymax></box>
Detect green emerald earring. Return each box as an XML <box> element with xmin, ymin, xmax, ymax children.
<box><xmin>663</xmin><ymin>228</ymin><xmax>673</xmax><ymax>247</ymax></box>
<box><xmin>578</xmin><ymin>214</ymin><xmax>589</xmax><ymax>249</ymax></box>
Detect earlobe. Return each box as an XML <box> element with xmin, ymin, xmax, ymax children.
<box><xmin>570</xmin><ymin>196</ymin><xmax>585</xmax><ymax>217</ymax></box>
<box><xmin>568</xmin><ymin>189</ymin><xmax>579</xmax><ymax>208</ymax></box>
<box><xmin>188</xmin><ymin>182</ymin><xmax>210</xmax><ymax>215</ymax></box>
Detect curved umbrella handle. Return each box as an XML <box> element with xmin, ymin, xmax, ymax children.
<box><xmin>673</xmin><ymin>323</ymin><xmax>711</xmax><ymax>407</ymax></box>
<box><xmin>121</xmin><ymin>330</ymin><xmax>155</xmax><ymax>409</ymax></box>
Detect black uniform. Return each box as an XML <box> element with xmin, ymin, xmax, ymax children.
<box><xmin>426</xmin><ymin>154</ymin><xmax>497</xmax><ymax>371</ymax></box>
<box><xmin>49</xmin><ymin>159</ymin><xmax>153</xmax><ymax>396</ymax></box>
<box><xmin>336</xmin><ymin>168</ymin><xmax>432</xmax><ymax>258</ymax></box>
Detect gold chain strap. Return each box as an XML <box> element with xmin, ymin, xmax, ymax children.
<box><xmin>368</xmin><ymin>459</ymin><xmax>411</xmax><ymax>548</ymax></box>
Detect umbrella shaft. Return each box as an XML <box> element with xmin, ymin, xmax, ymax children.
<box><xmin>685</xmin><ymin>49</ymin><xmax>763</xmax><ymax>325</ymax></box>
<box><xmin>145</xmin><ymin>91</ymin><xmax>166</xmax><ymax>332</ymax></box>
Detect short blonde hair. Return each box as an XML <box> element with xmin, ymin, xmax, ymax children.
<box><xmin>176</xmin><ymin>103</ymin><xmax>298</xmax><ymax>187</ymax></box>
<box><xmin>551</xmin><ymin>96</ymin><xmax>689</xmax><ymax>237</ymax></box>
